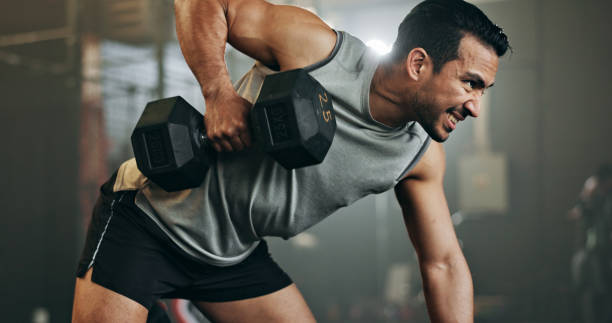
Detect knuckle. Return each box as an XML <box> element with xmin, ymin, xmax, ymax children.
<box><xmin>235</xmin><ymin>122</ymin><xmax>247</xmax><ymax>131</ymax></box>
<box><xmin>226</xmin><ymin>126</ymin><xmax>240</xmax><ymax>137</ymax></box>
<box><xmin>209</xmin><ymin>132</ymin><xmax>221</xmax><ymax>141</ymax></box>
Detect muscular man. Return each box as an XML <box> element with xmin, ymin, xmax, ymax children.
<box><xmin>72</xmin><ymin>0</ymin><xmax>510</xmax><ymax>322</ymax></box>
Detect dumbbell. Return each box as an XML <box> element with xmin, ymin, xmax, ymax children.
<box><xmin>131</xmin><ymin>68</ymin><xmax>336</xmax><ymax>192</ymax></box>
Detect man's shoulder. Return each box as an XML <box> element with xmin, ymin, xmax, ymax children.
<box><xmin>400</xmin><ymin>141</ymin><xmax>445</xmax><ymax>183</ymax></box>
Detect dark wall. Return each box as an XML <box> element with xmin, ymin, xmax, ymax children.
<box><xmin>539</xmin><ymin>0</ymin><xmax>612</xmax><ymax>317</ymax></box>
<box><xmin>0</xmin><ymin>43</ymin><xmax>80</xmax><ymax>322</ymax></box>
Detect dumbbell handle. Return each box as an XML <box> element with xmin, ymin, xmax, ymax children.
<box><xmin>198</xmin><ymin>132</ymin><xmax>207</xmax><ymax>146</ymax></box>
<box><xmin>195</xmin><ymin>128</ymin><xmax>213</xmax><ymax>153</ymax></box>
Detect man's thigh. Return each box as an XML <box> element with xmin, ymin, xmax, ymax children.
<box><xmin>194</xmin><ymin>283</ymin><xmax>316</xmax><ymax>323</ymax></box>
<box><xmin>72</xmin><ymin>267</ymin><xmax>148</xmax><ymax>323</ymax></box>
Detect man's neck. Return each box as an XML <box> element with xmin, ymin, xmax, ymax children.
<box><xmin>369</xmin><ymin>61</ymin><xmax>417</xmax><ymax>127</ymax></box>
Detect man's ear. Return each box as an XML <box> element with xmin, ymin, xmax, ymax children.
<box><xmin>405</xmin><ymin>48</ymin><xmax>429</xmax><ymax>81</ymax></box>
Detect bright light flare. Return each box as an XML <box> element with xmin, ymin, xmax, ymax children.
<box><xmin>366</xmin><ymin>39</ymin><xmax>392</xmax><ymax>56</ymax></box>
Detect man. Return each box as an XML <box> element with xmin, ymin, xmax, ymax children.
<box><xmin>569</xmin><ymin>164</ymin><xmax>612</xmax><ymax>323</ymax></box>
<box><xmin>72</xmin><ymin>0</ymin><xmax>510</xmax><ymax>322</ymax></box>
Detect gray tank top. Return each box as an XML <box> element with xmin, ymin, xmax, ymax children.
<box><xmin>113</xmin><ymin>31</ymin><xmax>431</xmax><ymax>266</ymax></box>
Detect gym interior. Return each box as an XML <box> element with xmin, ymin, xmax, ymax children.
<box><xmin>2</xmin><ymin>0</ymin><xmax>612</xmax><ymax>322</ymax></box>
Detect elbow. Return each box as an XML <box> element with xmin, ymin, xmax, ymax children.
<box><xmin>173</xmin><ymin>0</ymin><xmax>189</xmax><ymax>18</ymax></box>
<box><xmin>421</xmin><ymin>254</ymin><xmax>468</xmax><ymax>276</ymax></box>
<box><xmin>174</xmin><ymin>0</ymin><xmax>187</xmax><ymax>9</ymax></box>
<box><xmin>420</xmin><ymin>256</ymin><xmax>472</xmax><ymax>295</ymax></box>
<box><xmin>174</xmin><ymin>0</ymin><xmax>226</xmax><ymax>12</ymax></box>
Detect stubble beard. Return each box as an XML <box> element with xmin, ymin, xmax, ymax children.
<box><xmin>412</xmin><ymin>94</ymin><xmax>448</xmax><ymax>143</ymax></box>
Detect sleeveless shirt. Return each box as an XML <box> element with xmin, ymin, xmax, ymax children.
<box><xmin>113</xmin><ymin>31</ymin><xmax>431</xmax><ymax>266</ymax></box>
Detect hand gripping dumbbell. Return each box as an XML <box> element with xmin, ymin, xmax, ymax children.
<box><xmin>131</xmin><ymin>69</ymin><xmax>336</xmax><ymax>192</ymax></box>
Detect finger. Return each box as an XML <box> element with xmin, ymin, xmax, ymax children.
<box><xmin>208</xmin><ymin>131</ymin><xmax>224</xmax><ymax>152</ymax></box>
<box><xmin>230</xmin><ymin>135</ymin><xmax>245</xmax><ymax>151</ymax></box>
<box><xmin>212</xmin><ymin>142</ymin><xmax>222</xmax><ymax>152</ymax></box>
<box><xmin>219</xmin><ymin>139</ymin><xmax>234</xmax><ymax>152</ymax></box>
<box><xmin>240</xmin><ymin>132</ymin><xmax>252</xmax><ymax>147</ymax></box>
<box><xmin>209</xmin><ymin>130</ymin><xmax>230</xmax><ymax>152</ymax></box>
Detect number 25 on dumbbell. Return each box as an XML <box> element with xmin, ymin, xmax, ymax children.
<box><xmin>131</xmin><ymin>69</ymin><xmax>336</xmax><ymax>192</ymax></box>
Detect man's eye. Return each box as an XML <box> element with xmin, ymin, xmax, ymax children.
<box><xmin>464</xmin><ymin>80</ymin><xmax>475</xmax><ymax>88</ymax></box>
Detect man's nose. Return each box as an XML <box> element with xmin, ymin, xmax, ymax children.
<box><xmin>464</xmin><ymin>98</ymin><xmax>481</xmax><ymax>118</ymax></box>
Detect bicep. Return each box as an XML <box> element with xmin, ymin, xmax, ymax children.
<box><xmin>395</xmin><ymin>143</ymin><xmax>462</xmax><ymax>264</ymax></box>
<box><xmin>226</xmin><ymin>0</ymin><xmax>336</xmax><ymax>70</ymax></box>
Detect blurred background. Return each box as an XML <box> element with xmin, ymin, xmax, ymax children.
<box><xmin>2</xmin><ymin>0</ymin><xmax>612</xmax><ymax>322</ymax></box>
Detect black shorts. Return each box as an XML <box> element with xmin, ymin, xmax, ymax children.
<box><xmin>76</xmin><ymin>173</ymin><xmax>293</xmax><ymax>309</ymax></box>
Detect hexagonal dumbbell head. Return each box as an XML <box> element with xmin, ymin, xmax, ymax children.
<box><xmin>131</xmin><ymin>96</ymin><xmax>214</xmax><ymax>192</ymax></box>
<box><xmin>251</xmin><ymin>69</ymin><xmax>336</xmax><ymax>169</ymax></box>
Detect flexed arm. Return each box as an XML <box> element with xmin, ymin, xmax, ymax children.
<box><xmin>173</xmin><ymin>0</ymin><xmax>336</xmax><ymax>152</ymax></box>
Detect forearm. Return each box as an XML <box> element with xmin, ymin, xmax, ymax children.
<box><xmin>174</xmin><ymin>0</ymin><xmax>233</xmax><ymax>98</ymax></box>
<box><xmin>420</xmin><ymin>256</ymin><xmax>474</xmax><ymax>323</ymax></box>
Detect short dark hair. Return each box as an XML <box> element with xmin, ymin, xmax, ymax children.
<box><xmin>391</xmin><ymin>0</ymin><xmax>511</xmax><ymax>73</ymax></box>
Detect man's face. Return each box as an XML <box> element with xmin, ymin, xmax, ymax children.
<box><xmin>412</xmin><ymin>35</ymin><xmax>499</xmax><ymax>142</ymax></box>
